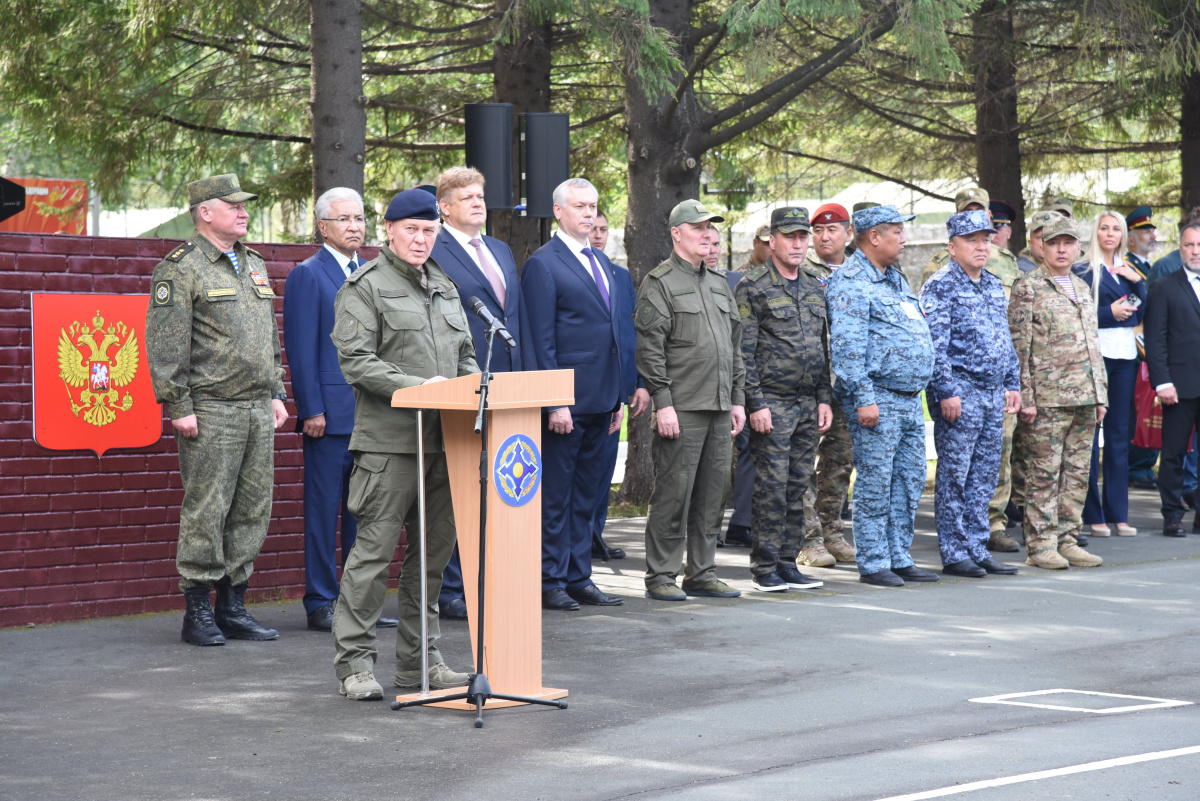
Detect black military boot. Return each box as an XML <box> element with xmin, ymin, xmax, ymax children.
<box><xmin>181</xmin><ymin>587</ymin><xmax>225</xmax><ymax>646</ymax></box>
<box><xmin>214</xmin><ymin>581</ymin><xmax>279</xmax><ymax>641</ymax></box>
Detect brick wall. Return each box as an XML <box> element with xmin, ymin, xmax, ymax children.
<box><xmin>0</xmin><ymin>232</ymin><xmax>394</xmax><ymax>628</ymax></box>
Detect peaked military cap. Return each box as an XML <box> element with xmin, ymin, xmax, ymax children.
<box><xmin>852</xmin><ymin>204</ymin><xmax>915</xmax><ymax>232</ymax></box>
<box><xmin>954</xmin><ymin>186</ymin><xmax>989</xmax><ymax>212</ymax></box>
<box><xmin>1126</xmin><ymin>205</ymin><xmax>1155</xmax><ymax>229</ymax></box>
<box><xmin>770</xmin><ymin>206</ymin><xmax>811</xmax><ymax>234</ymax></box>
<box><xmin>669</xmin><ymin>199</ymin><xmax>725</xmax><ymax>228</ymax></box>
<box><xmin>385</xmin><ymin>188</ymin><xmax>439</xmax><ymax>221</ymax></box>
<box><xmin>947</xmin><ymin>209</ymin><xmax>997</xmax><ymax>238</ymax></box>
<box><xmin>754</xmin><ymin>224</ymin><xmax>771</xmax><ymax>242</ymax></box>
<box><xmin>1041</xmin><ymin>215</ymin><xmax>1079</xmax><ymax>241</ymax></box>
<box><xmin>187</xmin><ymin>174</ymin><xmax>257</xmax><ymax>207</ymax></box>
<box><xmin>989</xmin><ymin>199</ymin><xmax>1016</xmax><ymax>225</ymax></box>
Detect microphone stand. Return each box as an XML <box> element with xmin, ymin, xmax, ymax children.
<box><xmin>393</xmin><ymin>319</ymin><xmax>568</xmax><ymax>728</ymax></box>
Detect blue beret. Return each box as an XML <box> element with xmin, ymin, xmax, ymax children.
<box><xmin>947</xmin><ymin>209</ymin><xmax>997</xmax><ymax>238</ymax></box>
<box><xmin>385</xmin><ymin>188</ymin><xmax>440</xmax><ymax>221</ymax></box>
<box><xmin>852</xmin><ymin>204</ymin><xmax>915</xmax><ymax>231</ymax></box>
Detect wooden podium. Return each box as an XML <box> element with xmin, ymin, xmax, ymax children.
<box><xmin>390</xmin><ymin>369</ymin><xmax>574</xmax><ymax>710</ymax></box>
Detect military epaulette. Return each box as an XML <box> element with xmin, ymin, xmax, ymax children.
<box><xmin>648</xmin><ymin>262</ymin><xmax>673</xmax><ymax>279</ymax></box>
<box><xmin>245</xmin><ymin>246</ymin><xmax>264</xmax><ymax>260</ymax></box>
<box><xmin>711</xmin><ymin>266</ymin><xmax>729</xmax><ymax>277</ymax></box>
<box><xmin>164</xmin><ymin>241</ymin><xmax>196</xmax><ymax>262</ymax></box>
<box><xmin>927</xmin><ymin>264</ymin><xmax>954</xmax><ymax>284</ymax></box>
<box><xmin>744</xmin><ymin>263</ymin><xmax>769</xmax><ymax>281</ymax></box>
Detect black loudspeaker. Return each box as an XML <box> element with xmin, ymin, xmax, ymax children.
<box><xmin>464</xmin><ymin>103</ymin><xmax>514</xmax><ymax>211</ymax></box>
<box><xmin>521</xmin><ymin>113</ymin><xmax>570</xmax><ymax>219</ymax></box>
<box><xmin>0</xmin><ymin>177</ymin><xmax>26</xmax><ymax>224</ymax></box>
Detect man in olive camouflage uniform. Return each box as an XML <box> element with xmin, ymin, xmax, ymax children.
<box><xmin>637</xmin><ymin>200</ymin><xmax>746</xmax><ymax>601</ymax></box>
<box><xmin>146</xmin><ymin>173</ymin><xmax>289</xmax><ymax>647</ymax></box>
<box><xmin>798</xmin><ymin>202</ymin><xmax>856</xmax><ymax>567</ymax></box>
<box><xmin>1008</xmin><ymin>216</ymin><xmax>1107</xmax><ymax>569</ymax></box>
<box><xmin>737</xmin><ymin>207</ymin><xmax>833</xmax><ymax>592</ymax></box>
<box><xmin>735</xmin><ymin>225</ymin><xmax>771</xmax><ymax>274</ymax></box>
<box><xmin>330</xmin><ymin>189</ymin><xmax>480</xmax><ymax>700</ymax></box>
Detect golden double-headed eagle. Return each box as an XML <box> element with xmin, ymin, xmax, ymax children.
<box><xmin>57</xmin><ymin>311</ymin><xmax>139</xmax><ymax>427</ymax></box>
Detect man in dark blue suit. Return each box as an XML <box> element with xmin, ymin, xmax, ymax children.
<box><xmin>283</xmin><ymin>188</ymin><xmax>398</xmax><ymax>632</ymax></box>
<box><xmin>430</xmin><ymin>167</ymin><xmax>536</xmax><ymax>619</ymax></box>
<box><xmin>522</xmin><ymin>178</ymin><xmax>627</xmax><ymax>610</ymax></box>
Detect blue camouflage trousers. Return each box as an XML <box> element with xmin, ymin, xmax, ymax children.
<box><xmin>929</xmin><ymin>384</ymin><xmax>1005</xmax><ymax>566</ymax></box>
<box><xmin>844</xmin><ymin>389</ymin><xmax>926</xmax><ymax>576</ymax></box>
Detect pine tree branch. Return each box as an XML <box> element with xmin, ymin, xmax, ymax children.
<box><xmin>755</xmin><ymin>139</ymin><xmax>955</xmax><ymax>202</ymax></box>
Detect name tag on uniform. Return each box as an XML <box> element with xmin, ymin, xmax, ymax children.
<box><xmin>900</xmin><ymin>301</ymin><xmax>922</xmax><ymax>320</ymax></box>
<box><xmin>249</xmin><ymin>270</ymin><xmax>270</xmax><ymax>288</ymax></box>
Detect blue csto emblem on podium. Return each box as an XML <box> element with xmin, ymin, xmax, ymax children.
<box><xmin>493</xmin><ymin>434</ymin><xmax>542</xmax><ymax>507</ymax></box>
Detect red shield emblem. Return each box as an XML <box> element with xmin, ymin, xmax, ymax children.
<box><xmin>31</xmin><ymin>293</ymin><xmax>162</xmax><ymax>456</ymax></box>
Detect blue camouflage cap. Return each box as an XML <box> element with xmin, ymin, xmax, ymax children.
<box><xmin>851</xmin><ymin>204</ymin><xmax>915</xmax><ymax>232</ymax></box>
<box><xmin>946</xmin><ymin>209</ymin><xmax>997</xmax><ymax>238</ymax></box>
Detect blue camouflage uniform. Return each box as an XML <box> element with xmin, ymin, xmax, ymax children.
<box><xmin>920</xmin><ymin>253</ymin><xmax>1020</xmax><ymax>567</ymax></box>
<box><xmin>828</xmin><ymin>225</ymin><xmax>934</xmax><ymax>577</ymax></box>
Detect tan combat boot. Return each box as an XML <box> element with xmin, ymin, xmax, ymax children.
<box><xmin>987</xmin><ymin>530</ymin><xmax>1021</xmax><ymax>552</ymax></box>
<box><xmin>797</xmin><ymin>542</ymin><xmax>836</xmax><ymax>567</ymax></box>
<box><xmin>1059</xmin><ymin>541</ymin><xmax>1103</xmax><ymax>567</ymax></box>
<box><xmin>824</xmin><ymin>538</ymin><xmax>857</xmax><ymax>563</ymax></box>
<box><xmin>1025</xmin><ymin>547</ymin><xmax>1069</xmax><ymax>570</ymax></box>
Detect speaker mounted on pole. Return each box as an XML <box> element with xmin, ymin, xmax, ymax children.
<box><xmin>520</xmin><ymin>113</ymin><xmax>570</xmax><ymax>219</ymax></box>
<box><xmin>464</xmin><ymin>103</ymin><xmax>514</xmax><ymax>211</ymax></box>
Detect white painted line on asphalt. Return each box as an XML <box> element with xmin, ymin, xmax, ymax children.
<box><xmin>969</xmin><ymin>688</ymin><xmax>1193</xmax><ymax>714</ymax></box>
<box><xmin>874</xmin><ymin>744</ymin><xmax>1200</xmax><ymax>801</ymax></box>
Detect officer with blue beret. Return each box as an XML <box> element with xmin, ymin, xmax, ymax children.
<box><xmin>827</xmin><ymin>205</ymin><xmax>939</xmax><ymax>587</ymax></box>
<box><xmin>919</xmin><ymin>210</ymin><xmax>1023</xmax><ymax>578</ymax></box>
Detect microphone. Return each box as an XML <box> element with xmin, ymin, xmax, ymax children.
<box><xmin>467</xmin><ymin>296</ymin><xmax>517</xmax><ymax>348</ymax></box>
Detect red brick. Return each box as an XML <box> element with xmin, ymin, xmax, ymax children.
<box><xmin>75</xmin><ymin>581</ymin><xmax>126</xmax><ymax>601</ymax></box>
<box><xmin>16</xmin><ymin>253</ymin><xmax>67</xmax><ymax>272</ymax></box>
<box><xmin>24</xmin><ymin>511</ymin><xmax>73</xmax><ymax>529</ymax></box>
<box><xmin>25</xmin><ymin>475</ymin><xmax>74</xmax><ymax>494</ymax></box>
<box><xmin>144</xmin><ymin>489</ymin><xmax>178</xmax><ymax>507</ymax></box>
<box><xmin>122</xmin><ymin>542</ymin><xmax>170</xmax><ymax>560</ymax></box>
<box><xmin>46</xmin><ymin>601</ymin><xmax>99</xmax><ymax>622</ymax></box>
<box><xmin>24</xmin><ymin>548</ymin><xmax>74</xmax><ymax>568</ymax></box>
<box><xmin>0</xmin><ymin>607</ymin><xmax>45</xmax><ymax>629</ymax></box>
<box><xmin>0</xmin><ymin>385</ymin><xmax>30</xmax><ymax>403</ymax></box>
<box><xmin>0</xmin><ymin>288</ymin><xmax>31</xmax><ymax>308</ymax></box>
<box><xmin>0</xmin><ymin>568</ymin><xmax>46</xmax><ymax>588</ymax></box>
<box><xmin>0</xmin><ymin>551</ymin><xmax>24</xmax><ymax>569</ymax></box>
<box><xmin>0</xmin><ymin>252</ymin><xmax>14</xmax><ymax>270</ymax></box>
<box><xmin>0</xmin><ymin>531</ymin><xmax>48</xmax><ymax>550</ymax></box>
<box><xmin>95</xmin><ymin>597</ymin><xmax>146</xmax><ymax>617</ymax></box>
<box><xmin>113</xmin><ymin>257</ymin><xmax>160</xmax><ymax>276</ymax></box>
<box><xmin>0</xmin><ymin>514</ymin><xmax>24</xmax><ymax>533</ymax></box>
<box><xmin>275</xmin><ymin>517</ymin><xmax>304</xmax><ymax>534</ymax></box>
<box><xmin>138</xmin><ymin>239</ymin><xmax>180</xmax><ymax>258</ymax></box>
<box><xmin>48</xmin><ymin>527</ymin><xmax>96</xmax><ymax>547</ymax></box>
<box><xmin>0</xmin><ymin>458</ymin><xmax>48</xmax><ymax>478</ymax></box>
<box><xmin>0</xmin><ymin>476</ymin><xmax>23</xmax><ymax>494</ymax></box>
<box><xmin>50</xmin><ymin>492</ymin><xmax>101</xmax><ymax>511</ymax></box>
<box><xmin>277</xmin><ymin>551</ymin><xmax>305</xmax><ymax>569</ymax></box>
<box><xmin>100</xmin><ymin>490</ymin><xmax>144</xmax><ymax>509</ymax></box>
<box><xmin>96</xmin><ymin>562</ymin><xmax>143</xmax><ymax>581</ymax></box>
<box><xmin>121</xmin><ymin>473</ymin><xmax>169</xmax><ymax>490</ymax></box>
<box><xmin>92</xmin><ymin>238</ymin><xmax>144</xmax><ymax>257</ymax></box>
<box><xmin>0</xmin><ymin>587</ymin><xmax>25</xmax><ymax>606</ymax></box>
<box><xmin>143</xmin><ymin>523</ymin><xmax>178</xmax><ymax>542</ymax></box>
<box><xmin>0</xmin><ymin>234</ymin><xmax>44</xmax><ymax>252</ymax></box>
<box><xmin>120</xmin><ymin>507</ymin><xmax>164</xmax><ymax>525</ymax></box>
<box><xmin>77</xmin><ymin>510</ymin><xmax>119</xmax><ymax>528</ymax></box>
<box><xmin>253</xmin><ymin>553</ymin><xmax>278</xmax><ymax>571</ymax></box>
<box><xmin>0</xmin><ymin>271</ymin><xmax>43</xmax><ymax>290</ymax></box>
<box><xmin>143</xmin><ymin>595</ymin><xmax>180</xmax><ymax>614</ymax></box>
<box><xmin>92</xmin><ymin>274</ymin><xmax>143</xmax><ymax>293</ymax></box>
<box><xmin>0</xmin><ymin>420</ymin><xmax>31</xmax><ymax>437</ymax></box>
<box><xmin>25</xmin><ymin>584</ymin><xmax>75</xmax><ymax>605</ymax></box>
<box><xmin>43</xmin><ymin>273</ymin><xmax>92</xmax><ymax>292</ymax></box>
<box><xmin>4</xmin><ymin>494</ymin><xmax>48</xmax><ymax>513</ymax></box>
<box><xmin>122</xmin><ymin>577</ymin><xmax>174</xmax><ymax>596</ymax></box>
<box><xmin>142</xmin><ymin>559</ymin><xmax>177</xmax><ymax>578</ymax></box>
<box><xmin>73</xmin><ymin>545</ymin><xmax>122</xmax><ymax>564</ymax></box>
<box><xmin>48</xmin><ymin>564</ymin><xmax>98</xmax><ymax>584</ymax></box>
<box><xmin>276</xmin><ymin>451</ymin><xmax>304</xmax><ymax>467</ymax></box>
<box><xmin>0</xmin><ymin>364</ymin><xmax>24</xmax><ymax>382</ymax></box>
<box><xmin>97</xmin><ymin>527</ymin><xmax>144</xmax><ymax>544</ymax></box>
<box><xmin>146</xmin><ymin>454</ymin><xmax>179</xmax><ymax>471</ymax></box>
<box><xmin>40</xmin><ymin>236</ymin><xmax>94</xmax><ymax>255</ymax></box>
<box><xmin>94</xmin><ymin>454</ymin><xmax>144</xmax><ymax>472</ymax></box>
<box><xmin>0</xmin><ymin>328</ymin><xmax>21</xmax><ymax>346</ymax></box>
<box><xmin>49</xmin><ymin>456</ymin><xmax>100</xmax><ymax>475</ymax></box>
<box><xmin>73</xmin><ymin>474</ymin><xmax>122</xmax><ymax>492</ymax></box>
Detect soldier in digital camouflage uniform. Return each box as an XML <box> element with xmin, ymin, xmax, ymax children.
<box><xmin>919</xmin><ymin>210</ymin><xmax>1022</xmax><ymax>578</ymax></box>
<box><xmin>146</xmin><ymin>173</ymin><xmax>289</xmax><ymax>647</ymax></box>
<box><xmin>799</xmin><ymin>203</ymin><xmax>856</xmax><ymax>567</ymax></box>
<box><xmin>1016</xmin><ymin>210</ymin><xmax>1063</xmax><ymax>274</ymax></box>
<box><xmin>828</xmin><ymin>205</ymin><xmax>939</xmax><ymax>587</ymax></box>
<box><xmin>736</xmin><ymin>207</ymin><xmax>833</xmax><ymax>592</ymax></box>
<box><xmin>1008</xmin><ymin>216</ymin><xmax>1108</xmax><ymax>569</ymax></box>
<box><xmin>735</xmin><ymin>224</ymin><xmax>771</xmax><ymax>274</ymax></box>
<box><xmin>330</xmin><ymin>189</ymin><xmax>480</xmax><ymax>701</ymax></box>
<box><xmin>637</xmin><ymin>199</ymin><xmax>746</xmax><ymax>601</ymax></box>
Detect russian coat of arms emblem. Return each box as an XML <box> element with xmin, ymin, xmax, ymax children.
<box><xmin>56</xmin><ymin>311</ymin><xmax>140</xmax><ymax>427</ymax></box>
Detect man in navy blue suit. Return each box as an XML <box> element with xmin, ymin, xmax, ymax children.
<box><xmin>283</xmin><ymin>188</ymin><xmax>398</xmax><ymax>632</ymax></box>
<box><xmin>522</xmin><ymin>178</ymin><xmax>627</xmax><ymax>611</ymax></box>
<box><xmin>430</xmin><ymin>167</ymin><xmax>536</xmax><ymax>619</ymax></box>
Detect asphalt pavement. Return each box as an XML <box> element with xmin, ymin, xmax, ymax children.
<box><xmin>2</xmin><ymin>487</ymin><xmax>1198</xmax><ymax>801</ymax></box>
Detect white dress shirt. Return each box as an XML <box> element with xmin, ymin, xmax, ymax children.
<box><xmin>443</xmin><ymin>223</ymin><xmax>506</xmax><ymax>290</ymax></box>
<box><xmin>1155</xmin><ymin>268</ymin><xmax>1200</xmax><ymax>391</ymax></box>
<box><xmin>556</xmin><ymin>229</ymin><xmax>610</xmax><ymax>293</ymax></box>
<box><xmin>1096</xmin><ymin>263</ymin><xmax>1138</xmax><ymax>361</ymax></box>
<box><xmin>323</xmin><ymin>243</ymin><xmax>358</xmax><ymax>277</ymax></box>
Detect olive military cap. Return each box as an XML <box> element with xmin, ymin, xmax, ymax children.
<box><xmin>669</xmin><ymin>199</ymin><xmax>725</xmax><ymax>228</ymax></box>
<box><xmin>187</xmin><ymin>174</ymin><xmax>258</xmax><ymax>207</ymax></box>
<box><xmin>1041</xmin><ymin>215</ymin><xmax>1079</xmax><ymax>241</ymax></box>
<box><xmin>1028</xmin><ymin>209</ymin><xmax>1065</xmax><ymax>234</ymax></box>
<box><xmin>954</xmin><ymin>186</ymin><xmax>989</xmax><ymax>212</ymax></box>
<box><xmin>770</xmin><ymin>206</ymin><xmax>811</xmax><ymax>234</ymax></box>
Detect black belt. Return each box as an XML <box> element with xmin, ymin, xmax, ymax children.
<box><xmin>881</xmin><ymin>386</ymin><xmax>923</xmax><ymax>398</ymax></box>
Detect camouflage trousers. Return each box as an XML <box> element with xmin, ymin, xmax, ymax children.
<box><xmin>931</xmin><ymin>385</ymin><xmax>1004</xmax><ymax>566</ymax></box>
<box><xmin>987</xmin><ymin>411</ymin><xmax>1018</xmax><ymax>532</ymax></box>
<box><xmin>1010</xmin><ymin>418</ymin><xmax>1028</xmax><ymax>507</ymax></box>
<box><xmin>801</xmin><ymin>397</ymin><xmax>853</xmax><ymax>546</ymax></box>
<box><xmin>748</xmin><ymin>395</ymin><xmax>819</xmax><ymax>576</ymax></box>
<box><xmin>844</xmin><ymin>390</ymin><xmax>926</xmax><ymax>576</ymax></box>
<box><xmin>175</xmin><ymin>398</ymin><xmax>274</xmax><ymax>592</ymax></box>
<box><xmin>333</xmin><ymin>451</ymin><xmax>457</xmax><ymax>680</ymax></box>
<box><xmin>1019</xmin><ymin>405</ymin><xmax>1097</xmax><ymax>555</ymax></box>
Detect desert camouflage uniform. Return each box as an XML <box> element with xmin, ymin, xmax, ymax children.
<box><xmin>146</xmin><ymin>232</ymin><xmax>285</xmax><ymax>592</ymax></box>
<box><xmin>736</xmin><ymin>257</ymin><xmax>832</xmax><ymax>577</ymax></box>
<box><xmin>1008</xmin><ymin>267</ymin><xmax>1108</xmax><ymax>557</ymax></box>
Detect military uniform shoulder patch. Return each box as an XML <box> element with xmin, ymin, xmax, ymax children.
<box><xmin>636</xmin><ymin>298</ymin><xmax>663</xmax><ymax>326</ymax></box>
<box><xmin>920</xmin><ymin>294</ymin><xmax>938</xmax><ymax>315</ymax></box>
<box><xmin>165</xmin><ymin>241</ymin><xmax>195</xmax><ymax>263</ymax></box>
<box><xmin>648</xmin><ymin>262</ymin><xmax>673</xmax><ymax>279</ymax></box>
<box><xmin>335</xmin><ymin>315</ymin><xmax>358</xmax><ymax>341</ymax></box>
<box><xmin>738</xmin><ymin>301</ymin><xmax>752</xmax><ymax>319</ymax></box>
<box><xmin>152</xmin><ymin>279</ymin><xmax>174</xmax><ymax>307</ymax></box>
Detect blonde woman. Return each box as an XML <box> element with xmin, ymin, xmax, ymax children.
<box><xmin>1080</xmin><ymin>211</ymin><xmax>1145</xmax><ymax>537</ymax></box>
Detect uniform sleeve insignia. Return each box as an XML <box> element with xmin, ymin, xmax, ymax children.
<box><xmin>164</xmin><ymin>241</ymin><xmax>195</xmax><ymax>263</ymax></box>
<box><xmin>738</xmin><ymin>301</ymin><xmax>752</xmax><ymax>319</ymax></box>
<box><xmin>1010</xmin><ymin>308</ymin><xmax>1028</xmax><ymax>326</ymax></box>
<box><xmin>335</xmin><ymin>315</ymin><xmax>358</xmax><ymax>341</ymax></box>
<box><xmin>636</xmin><ymin>299</ymin><xmax>662</xmax><ymax>326</ymax></box>
<box><xmin>920</xmin><ymin>294</ymin><xmax>938</xmax><ymax>315</ymax></box>
<box><xmin>649</xmin><ymin>262</ymin><xmax>673</xmax><ymax>279</ymax></box>
<box><xmin>152</xmin><ymin>280</ymin><xmax>174</xmax><ymax>307</ymax></box>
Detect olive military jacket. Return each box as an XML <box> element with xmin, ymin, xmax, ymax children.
<box><xmin>332</xmin><ymin>246</ymin><xmax>479</xmax><ymax>454</ymax></box>
<box><xmin>146</xmin><ymin>231</ymin><xmax>286</xmax><ymax>420</ymax></box>
<box><xmin>1007</xmin><ymin>266</ymin><xmax>1108</xmax><ymax>410</ymax></box>
<box><xmin>735</xmin><ymin>257</ymin><xmax>832</xmax><ymax>412</ymax></box>
<box><xmin>635</xmin><ymin>251</ymin><xmax>746</xmax><ymax>412</ymax></box>
<box><xmin>917</xmin><ymin>244</ymin><xmax>1020</xmax><ymax>298</ymax></box>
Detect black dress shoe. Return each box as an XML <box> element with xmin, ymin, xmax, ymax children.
<box><xmin>1185</xmin><ymin>493</ymin><xmax>1197</xmax><ymax>511</ymax></box>
<box><xmin>892</xmin><ymin>565</ymin><xmax>939</xmax><ymax>583</ymax></box>
<box><xmin>943</xmin><ymin>559</ymin><xmax>986</xmax><ymax>578</ymax></box>
<box><xmin>976</xmin><ymin>557</ymin><xmax>1019</xmax><ymax>575</ymax></box>
<box><xmin>724</xmin><ymin>524</ymin><xmax>753</xmax><ymax>547</ymax></box>
<box><xmin>591</xmin><ymin>538</ymin><xmax>626</xmax><ymax>560</ymax></box>
<box><xmin>1075</xmin><ymin>534</ymin><xmax>1089</xmax><ymax>547</ymax></box>
<box><xmin>568</xmin><ymin>584</ymin><xmax>624</xmax><ymax>606</ymax></box>
<box><xmin>306</xmin><ymin>603</ymin><xmax>335</xmax><ymax>632</ymax></box>
<box><xmin>439</xmin><ymin>598</ymin><xmax>468</xmax><ymax>620</ymax></box>
<box><xmin>378</xmin><ymin>616</ymin><xmax>399</xmax><ymax>628</ymax></box>
<box><xmin>1164</xmin><ymin>516</ymin><xmax>1186</xmax><ymax>537</ymax></box>
<box><xmin>542</xmin><ymin>588</ymin><xmax>580</xmax><ymax>611</ymax></box>
<box><xmin>1005</xmin><ymin>501</ymin><xmax>1024</xmax><ymax>525</ymax></box>
<box><xmin>860</xmin><ymin>569</ymin><xmax>904</xmax><ymax>587</ymax></box>
<box><xmin>1129</xmin><ymin>477</ymin><xmax>1157</xmax><ymax>491</ymax></box>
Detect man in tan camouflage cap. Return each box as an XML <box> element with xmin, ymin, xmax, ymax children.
<box><xmin>1017</xmin><ymin>210</ymin><xmax>1065</xmax><ymax>273</ymax></box>
<box><xmin>146</xmin><ymin>173</ymin><xmax>288</xmax><ymax>647</ymax></box>
<box><xmin>736</xmin><ymin>225</ymin><xmax>771</xmax><ymax>273</ymax></box>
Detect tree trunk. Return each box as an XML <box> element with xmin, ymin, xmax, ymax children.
<box><xmin>309</xmin><ymin>0</ymin><xmax>366</xmax><ymax>241</ymax></box>
<box><xmin>616</xmin><ymin>0</ymin><xmax>704</xmax><ymax>505</ymax></box>
<box><xmin>1181</xmin><ymin>68</ymin><xmax>1200</xmax><ymax>215</ymax></box>
<box><xmin>493</xmin><ymin>1</ymin><xmax>552</xmax><ymax>265</ymax></box>
<box><xmin>973</xmin><ymin>1</ymin><xmax>1025</xmax><ymax>251</ymax></box>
